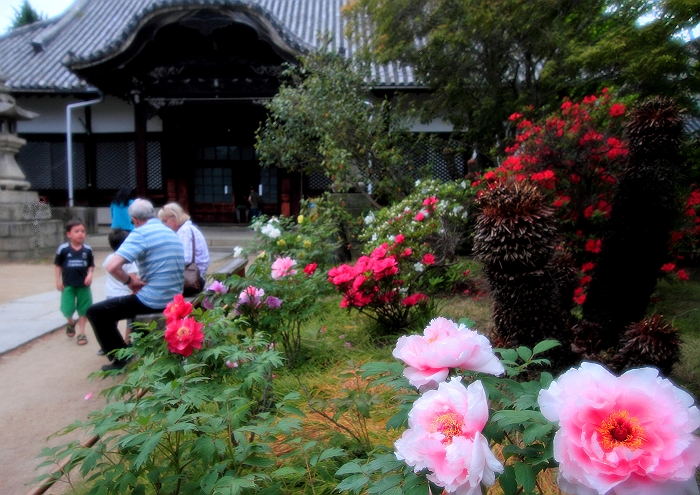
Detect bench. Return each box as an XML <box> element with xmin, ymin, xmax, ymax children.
<box><xmin>133</xmin><ymin>256</ymin><xmax>248</xmax><ymax>328</ymax></box>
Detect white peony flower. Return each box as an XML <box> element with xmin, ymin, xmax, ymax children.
<box><xmin>233</xmin><ymin>246</ymin><xmax>243</xmax><ymax>258</ymax></box>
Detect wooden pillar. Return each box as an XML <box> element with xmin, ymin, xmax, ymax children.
<box><xmin>134</xmin><ymin>100</ymin><xmax>147</xmax><ymax>197</ymax></box>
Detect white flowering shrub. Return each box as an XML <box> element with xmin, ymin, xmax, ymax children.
<box><xmin>360</xmin><ymin>179</ymin><xmax>476</xmax><ymax>265</ymax></box>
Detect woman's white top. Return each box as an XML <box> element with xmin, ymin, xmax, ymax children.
<box><xmin>177</xmin><ymin>219</ymin><xmax>210</xmax><ymax>276</ymax></box>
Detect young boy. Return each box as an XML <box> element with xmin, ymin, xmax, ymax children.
<box><xmin>102</xmin><ymin>229</ymin><xmax>139</xmax><ymax>351</ymax></box>
<box><xmin>54</xmin><ymin>219</ymin><xmax>95</xmax><ymax>345</ymax></box>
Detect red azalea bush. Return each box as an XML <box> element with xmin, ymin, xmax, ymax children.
<box><xmin>668</xmin><ymin>183</ymin><xmax>700</xmax><ymax>276</ymax></box>
<box><xmin>328</xmin><ymin>239</ymin><xmax>435</xmax><ymax>332</ymax></box>
<box><xmin>474</xmin><ymin>90</ymin><xmax>631</xmax><ymax>305</ymax></box>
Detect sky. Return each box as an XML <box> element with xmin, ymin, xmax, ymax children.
<box><xmin>0</xmin><ymin>0</ymin><xmax>74</xmax><ymax>35</ymax></box>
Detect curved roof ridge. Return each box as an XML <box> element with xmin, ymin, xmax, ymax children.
<box><xmin>30</xmin><ymin>0</ymin><xmax>92</xmax><ymax>52</ymax></box>
<box><xmin>66</xmin><ymin>0</ymin><xmax>312</xmax><ymax>69</ymax></box>
<box><xmin>0</xmin><ymin>16</ymin><xmax>57</xmax><ymax>42</ymax></box>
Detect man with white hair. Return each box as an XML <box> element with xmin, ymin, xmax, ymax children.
<box><xmin>87</xmin><ymin>199</ymin><xmax>185</xmax><ymax>370</ymax></box>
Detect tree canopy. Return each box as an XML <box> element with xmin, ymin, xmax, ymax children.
<box><xmin>343</xmin><ymin>0</ymin><xmax>700</xmax><ymax>154</ymax></box>
<box><xmin>256</xmin><ymin>49</ymin><xmax>431</xmax><ymax>206</ymax></box>
<box><xmin>11</xmin><ymin>0</ymin><xmax>44</xmax><ymax>29</ymax></box>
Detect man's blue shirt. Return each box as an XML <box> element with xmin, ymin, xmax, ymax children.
<box><xmin>116</xmin><ymin>218</ymin><xmax>184</xmax><ymax>308</ymax></box>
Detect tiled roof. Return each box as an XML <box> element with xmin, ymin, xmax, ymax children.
<box><xmin>0</xmin><ymin>0</ymin><xmax>419</xmax><ymax>93</ymax></box>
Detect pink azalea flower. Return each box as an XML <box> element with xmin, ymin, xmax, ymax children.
<box><xmin>538</xmin><ymin>362</ymin><xmax>700</xmax><ymax>495</ymax></box>
<box><xmin>393</xmin><ymin>317</ymin><xmax>504</xmax><ymax>391</ymax></box>
<box><xmin>271</xmin><ymin>257</ymin><xmax>298</xmax><ymax>280</ymax></box>
<box><xmin>395</xmin><ymin>378</ymin><xmax>503</xmax><ymax>495</ymax></box>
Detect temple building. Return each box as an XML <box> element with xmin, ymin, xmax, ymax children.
<box><xmin>0</xmin><ymin>0</ymin><xmax>456</xmax><ymax>222</ymax></box>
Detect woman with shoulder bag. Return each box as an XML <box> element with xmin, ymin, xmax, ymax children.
<box><xmin>158</xmin><ymin>202</ymin><xmax>210</xmax><ymax>295</ymax></box>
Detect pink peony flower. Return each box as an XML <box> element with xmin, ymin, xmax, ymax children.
<box><xmin>538</xmin><ymin>362</ymin><xmax>700</xmax><ymax>495</ymax></box>
<box><xmin>271</xmin><ymin>257</ymin><xmax>297</xmax><ymax>280</ymax></box>
<box><xmin>265</xmin><ymin>296</ymin><xmax>283</xmax><ymax>309</ymax></box>
<box><xmin>164</xmin><ymin>317</ymin><xmax>204</xmax><ymax>357</ymax></box>
<box><xmin>206</xmin><ymin>280</ymin><xmax>228</xmax><ymax>294</ymax></box>
<box><xmin>395</xmin><ymin>378</ymin><xmax>503</xmax><ymax>495</ymax></box>
<box><xmin>393</xmin><ymin>317</ymin><xmax>504</xmax><ymax>391</ymax></box>
<box><xmin>239</xmin><ymin>286</ymin><xmax>264</xmax><ymax>307</ymax></box>
<box><xmin>164</xmin><ymin>294</ymin><xmax>192</xmax><ymax>324</ymax></box>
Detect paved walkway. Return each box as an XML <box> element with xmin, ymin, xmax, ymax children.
<box><xmin>0</xmin><ymin>225</ymin><xmax>255</xmax><ymax>355</ymax></box>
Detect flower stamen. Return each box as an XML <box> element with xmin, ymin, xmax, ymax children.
<box><xmin>429</xmin><ymin>412</ymin><xmax>464</xmax><ymax>444</ymax></box>
<box><xmin>597</xmin><ymin>410</ymin><xmax>645</xmax><ymax>451</ymax></box>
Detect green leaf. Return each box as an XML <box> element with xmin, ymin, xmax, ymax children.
<box><xmin>498</xmin><ymin>465</ymin><xmax>518</xmax><ymax>495</ymax></box>
<box><xmin>201</xmin><ymin>471</ymin><xmax>219</xmax><ymax>494</ymax></box>
<box><xmin>133</xmin><ymin>431</ymin><xmax>163</xmax><ymax>469</ymax></box>
<box><xmin>336</xmin><ymin>461</ymin><xmax>363</xmax><ymax>476</ymax></box>
<box><xmin>491</xmin><ymin>410</ymin><xmax>543</xmax><ymax>427</ymax></box>
<box><xmin>514</xmin><ymin>462</ymin><xmax>537</xmax><ymax>494</ymax></box>
<box><xmin>280</xmin><ymin>405</ymin><xmax>306</xmax><ymax>417</ymax></box>
<box><xmin>271</xmin><ymin>466</ymin><xmax>306</xmax><ymax>478</ymax></box>
<box><xmin>497</xmin><ymin>349</ymin><xmax>518</xmax><ymax>363</ymax></box>
<box><xmin>458</xmin><ymin>317</ymin><xmax>476</xmax><ymax>327</ymax></box>
<box><xmin>532</xmin><ymin>340</ymin><xmax>560</xmax><ymax>356</ymax></box>
<box><xmin>318</xmin><ymin>447</ymin><xmax>345</xmax><ymax>461</ymax></box>
<box><xmin>335</xmin><ymin>474</ymin><xmax>370</xmax><ymax>493</ymax></box>
<box><xmin>516</xmin><ymin>346</ymin><xmax>533</xmax><ymax>362</ymax></box>
<box><xmin>523</xmin><ymin>422</ymin><xmax>553</xmax><ymax>445</ymax></box>
<box><xmin>366</xmin><ymin>474</ymin><xmax>404</xmax><ymax>493</ymax></box>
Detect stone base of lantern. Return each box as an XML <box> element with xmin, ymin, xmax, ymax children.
<box><xmin>0</xmin><ymin>190</ymin><xmax>64</xmax><ymax>260</ymax></box>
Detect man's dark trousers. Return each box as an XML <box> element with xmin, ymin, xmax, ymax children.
<box><xmin>86</xmin><ymin>295</ymin><xmax>163</xmax><ymax>361</ymax></box>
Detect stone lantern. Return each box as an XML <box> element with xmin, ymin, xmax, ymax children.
<box><xmin>0</xmin><ymin>74</ymin><xmax>38</xmax><ymax>190</ymax></box>
<box><xmin>0</xmin><ymin>74</ymin><xmax>64</xmax><ymax>260</ymax></box>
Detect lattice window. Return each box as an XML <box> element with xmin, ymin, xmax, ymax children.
<box><xmin>96</xmin><ymin>141</ymin><xmax>136</xmax><ymax>190</ymax></box>
<box><xmin>260</xmin><ymin>166</ymin><xmax>277</xmax><ymax>203</ymax></box>
<box><xmin>194</xmin><ymin>167</ymin><xmax>233</xmax><ymax>203</ymax></box>
<box><xmin>412</xmin><ymin>142</ymin><xmax>465</xmax><ymax>182</ymax></box>
<box><xmin>147</xmin><ymin>141</ymin><xmax>162</xmax><ymax>190</ymax></box>
<box><xmin>15</xmin><ymin>140</ymin><xmax>86</xmax><ymax>189</ymax></box>
<box><xmin>308</xmin><ymin>171</ymin><xmax>332</xmax><ymax>191</ymax></box>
